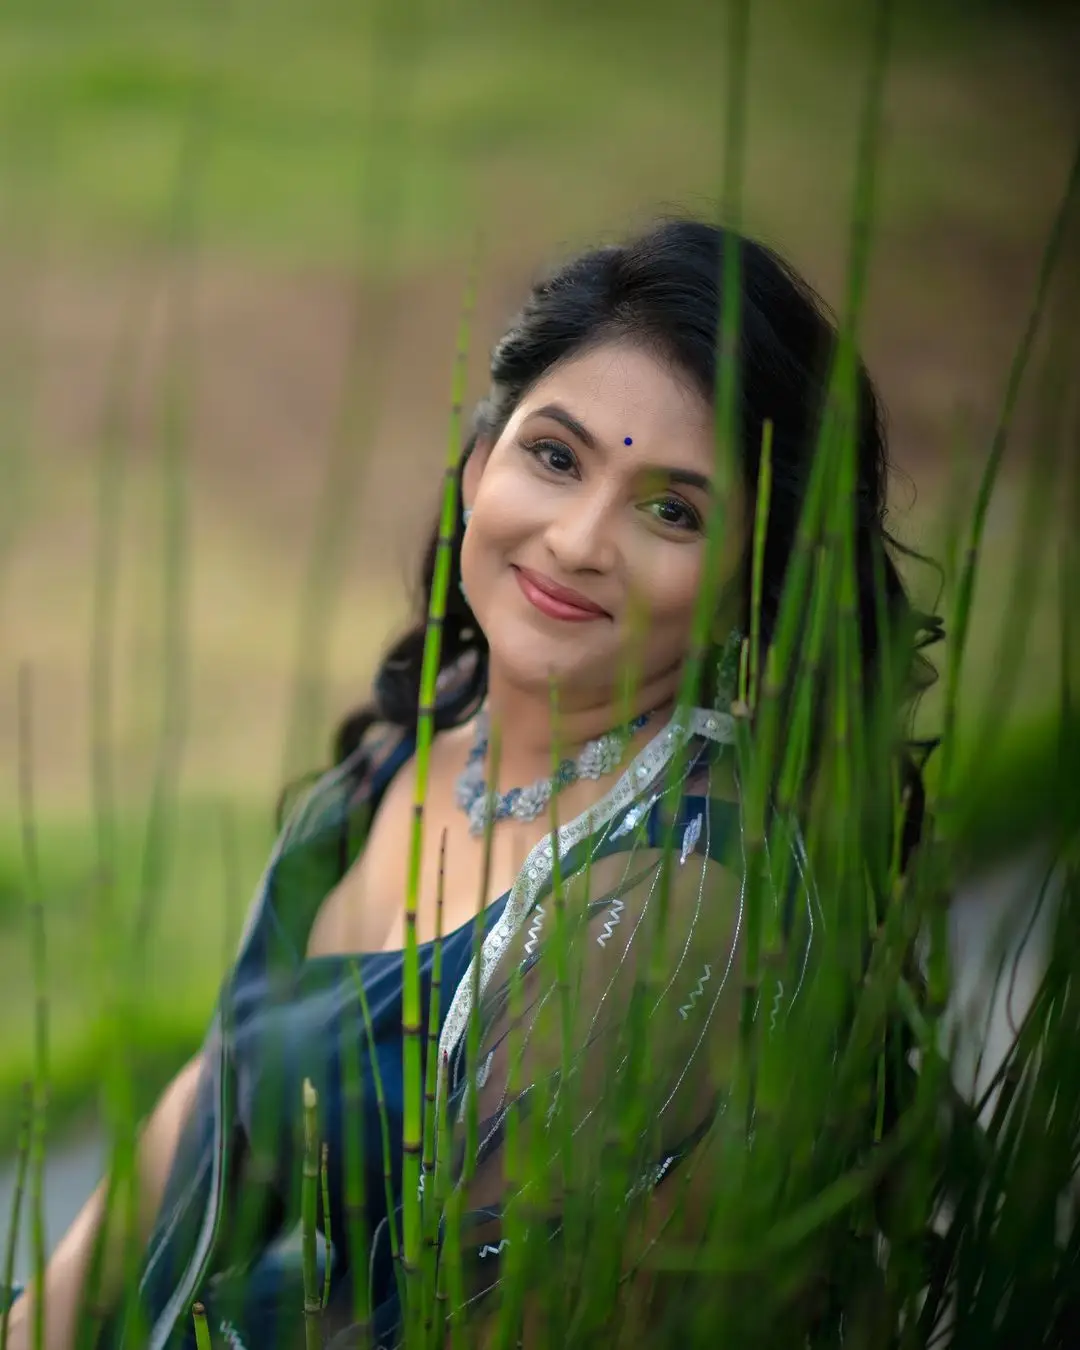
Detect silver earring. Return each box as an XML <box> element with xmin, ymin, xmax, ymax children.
<box><xmin>462</xmin><ymin>507</ymin><xmax>473</xmax><ymax>527</ymax></box>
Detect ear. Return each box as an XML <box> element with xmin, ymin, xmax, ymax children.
<box><xmin>461</xmin><ymin>433</ymin><xmax>495</xmax><ymax>509</ymax></box>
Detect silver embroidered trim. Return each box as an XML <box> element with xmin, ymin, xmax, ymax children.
<box><xmin>434</xmin><ymin>706</ymin><xmax>735</xmax><ymax>1120</ymax></box>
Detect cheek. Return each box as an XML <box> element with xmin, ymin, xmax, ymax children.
<box><xmin>624</xmin><ymin>546</ymin><xmax>703</xmax><ymax>629</ymax></box>
<box><xmin>474</xmin><ymin>463</ymin><xmax>546</xmax><ymax>550</ymax></box>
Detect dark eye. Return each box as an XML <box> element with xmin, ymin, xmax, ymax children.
<box><xmin>645</xmin><ymin>497</ymin><xmax>702</xmax><ymax>532</ymax></box>
<box><xmin>524</xmin><ymin>438</ymin><xmax>578</xmax><ymax>476</ymax></box>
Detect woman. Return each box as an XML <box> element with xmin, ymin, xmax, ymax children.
<box><xmin>4</xmin><ymin>218</ymin><xmax>936</xmax><ymax>1349</ymax></box>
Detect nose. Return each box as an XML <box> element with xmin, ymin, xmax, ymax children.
<box><xmin>543</xmin><ymin>491</ymin><xmax>618</xmax><ymax>574</ymax></box>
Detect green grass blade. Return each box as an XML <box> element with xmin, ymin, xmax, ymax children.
<box><xmin>748</xmin><ymin>420</ymin><xmax>773</xmax><ymax>712</ymax></box>
<box><xmin>321</xmin><ymin>1143</ymin><xmax>333</xmax><ymax>1310</ymax></box>
<box><xmin>278</xmin><ymin>0</ymin><xmax>415</xmax><ymax>780</ymax></box>
<box><xmin>341</xmin><ymin>963</ymin><xmax>371</xmax><ymax>1336</ymax></box>
<box><xmin>191</xmin><ymin>1301</ymin><xmax>214</xmax><ymax>1350</ymax></box>
<box><xmin>16</xmin><ymin>667</ymin><xmax>50</xmax><ymax>1350</ymax></box>
<box><xmin>971</xmin><ymin>335</ymin><xmax>1073</xmax><ymax>761</ymax></box>
<box><xmin>937</xmin><ymin>137</ymin><xmax>1080</xmax><ymax>826</ymax></box>
<box><xmin>349</xmin><ymin>960</ymin><xmax>404</xmax><ymax>1309</ymax></box>
<box><xmin>301</xmin><ymin>1079</ymin><xmax>322</xmax><ymax>1350</ymax></box>
<box><xmin>419</xmin><ymin>831</ymin><xmax>447</xmax><ymax>1345</ymax></box>
<box><xmin>0</xmin><ymin>1085</ymin><xmax>31</xmax><ymax>1350</ymax></box>
<box><xmin>402</xmin><ymin>246</ymin><xmax>480</xmax><ymax>1333</ymax></box>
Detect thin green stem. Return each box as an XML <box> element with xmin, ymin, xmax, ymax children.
<box><xmin>420</xmin><ymin>831</ymin><xmax>447</xmax><ymax>1346</ymax></box>
<box><xmin>341</xmin><ymin>973</ymin><xmax>371</xmax><ymax>1336</ymax></box>
<box><xmin>0</xmin><ymin>1085</ymin><xmax>31</xmax><ymax>1350</ymax></box>
<box><xmin>749</xmin><ymin>419</ymin><xmax>772</xmax><ymax>712</ymax></box>
<box><xmin>321</xmin><ymin>1143</ymin><xmax>333</xmax><ymax>1310</ymax></box>
<box><xmin>349</xmin><ymin>962</ymin><xmax>404</xmax><ymax>1306</ymax></box>
<box><xmin>301</xmin><ymin>1080</ymin><xmax>322</xmax><ymax>1350</ymax></box>
<box><xmin>191</xmin><ymin>1302</ymin><xmax>213</xmax><ymax>1350</ymax></box>
<box><xmin>938</xmin><ymin>136</ymin><xmax>1080</xmax><ymax>823</ymax></box>
<box><xmin>16</xmin><ymin>667</ymin><xmax>49</xmax><ymax>1350</ymax></box>
<box><xmin>402</xmin><ymin>250</ymin><xmax>481</xmax><ymax>1326</ymax></box>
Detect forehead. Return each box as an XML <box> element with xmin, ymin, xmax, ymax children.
<box><xmin>512</xmin><ymin>341</ymin><xmax>714</xmax><ymax>465</ymax></box>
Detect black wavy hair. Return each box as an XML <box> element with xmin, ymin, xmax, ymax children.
<box><xmin>327</xmin><ymin>218</ymin><xmax>942</xmax><ymax>857</ymax></box>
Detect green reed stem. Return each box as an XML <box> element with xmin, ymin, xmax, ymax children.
<box><xmin>1062</xmin><ymin>409</ymin><xmax>1080</xmax><ymax>730</ymax></box>
<box><xmin>341</xmin><ymin>961</ymin><xmax>371</xmax><ymax>1336</ymax></box>
<box><xmin>349</xmin><ymin>961</ymin><xmax>403</xmax><ymax>1305</ymax></box>
<box><xmin>434</xmin><ymin>1053</ymin><xmax>462</xmax><ymax>1350</ymax></box>
<box><xmin>646</xmin><ymin>1109</ymin><xmax>919</xmax><ymax>1276</ymax></box>
<box><xmin>132</xmin><ymin>57</ymin><xmax>209</xmax><ymax>956</ymax></box>
<box><xmin>463</xmin><ymin>720</ymin><xmax>500</xmax><ymax>1187</ymax></box>
<box><xmin>279</xmin><ymin>0</ymin><xmax>412</xmax><ymax>780</ymax></box>
<box><xmin>402</xmin><ymin>250</ymin><xmax>480</xmax><ymax>1323</ymax></box>
<box><xmin>16</xmin><ymin>667</ymin><xmax>49</xmax><ymax>1350</ymax></box>
<box><xmin>491</xmin><ymin>947</ymin><xmax>528</xmax><ymax>1350</ymax></box>
<box><xmin>321</xmin><ymin>1143</ymin><xmax>333</xmax><ymax>1309</ymax></box>
<box><xmin>823</xmin><ymin>0</ymin><xmax>888</xmax><ymax>901</ymax></box>
<box><xmin>0</xmin><ymin>1085</ymin><xmax>31</xmax><ymax>1350</ymax></box>
<box><xmin>79</xmin><ymin>213</ymin><xmax>159</xmax><ymax>1350</ymax></box>
<box><xmin>973</xmin><ymin>352</ymin><xmax>1070</xmax><ymax>763</ymax></box>
<box><xmin>635</xmin><ymin>5</ymin><xmax>753</xmax><ymax>1169</ymax></box>
<box><xmin>89</xmin><ymin>292</ymin><xmax>139</xmax><ymax>946</ymax></box>
<box><xmin>0</xmin><ymin>116</ymin><xmax>52</xmax><ymax>580</ymax></box>
<box><xmin>749</xmin><ymin>420</ymin><xmax>772</xmax><ymax>711</ymax></box>
<box><xmin>75</xmin><ymin>1168</ymin><xmax>122</xmax><ymax>1350</ymax></box>
<box><xmin>95</xmin><ymin>106</ymin><xmax>209</xmax><ymax>1338</ymax></box>
<box><xmin>301</xmin><ymin>1080</ymin><xmax>322</xmax><ymax>1350</ymax></box>
<box><xmin>191</xmin><ymin>1302</ymin><xmax>213</xmax><ymax>1350</ymax></box>
<box><xmin>420</xmin><ymin>831</ymin><xmax>447</xmax><ymax>1344</ymax></box>
<box><xmin>938</xmin><ymin>137</ymin><xmax>1080</xmax><ymax>822</ymax></box>
<box><xmin>546</xmin><ymin>679</ymin><xmax>575</xmax><ymax>1128</ymax></box>
<box><xmin>666</xmin><ymin>0</ymin><xmax>750</xmax><ymax>741</ymax></box>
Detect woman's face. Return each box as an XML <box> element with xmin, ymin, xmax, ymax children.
<box><xmin>461</xmin><ymin>340</ymin><xmax>744</xmax><ymax>709</ymax></box>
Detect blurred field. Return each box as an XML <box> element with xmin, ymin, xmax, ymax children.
<box><xmin>0</xmin><ymin>0</ymin><xmax>1077</xmax><ymax>1146</ymax></box>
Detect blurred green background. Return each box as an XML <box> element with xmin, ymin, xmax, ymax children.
<box><xmin>0</xmin><ymin>0</ymin><xmax>1076</xmax><ymax>1146</ymax></box>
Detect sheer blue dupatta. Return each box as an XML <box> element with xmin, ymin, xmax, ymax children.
<box><xmin>429</xmin><ymin>708</ymin><xmax>817</xmax><ymax>1339</ymax></box>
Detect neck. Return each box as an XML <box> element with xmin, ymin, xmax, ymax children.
<box><xmin>480</xmin><ymin>664</ymin><xmax>681</xmax><ymax>788</ymax></box>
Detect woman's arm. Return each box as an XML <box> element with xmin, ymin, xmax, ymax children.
<box><xmin>4</xmin><ymin>1054</ymin><xmax>205</xmax><ymax>1350</ymax></box>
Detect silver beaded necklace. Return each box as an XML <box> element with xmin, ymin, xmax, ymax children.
<box><xmin>454</xmin><ymin>629</ymin><xmax>743</xmax><ymax>837</ymax></box>
<box><xmin>454</xmin><ymin>709</ymin><xmax>652</xmax><ymax>837</ymax></box>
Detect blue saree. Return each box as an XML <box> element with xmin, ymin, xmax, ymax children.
<box><xmin>83</xmin><ymin>702</ymin><xmax>811</xmax><ymax>1350</ymax></box>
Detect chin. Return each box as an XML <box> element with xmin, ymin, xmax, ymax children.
<box><xmin>486</xmin><ymin>622</ymin><xmax>609</xmax><ymax>699</ymax></box>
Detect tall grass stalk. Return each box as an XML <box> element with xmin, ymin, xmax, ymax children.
<box><xmin>191</xmin><ymin>1301</ymin><xmax>213</xmax><ymax>1350</ymax></box>
<box><xmin>349</xmin><ymin>961</ymin><xmax>403</xmax><ymax>1308</ymax></box>
<box><xmin>16</xmin><ymin>668</ymin><xmax>49</xmax><ymax>1350</ymax></box>
<box><xmin>301</xmin><ymin>1079</ymin><xmax>322</xmax><ymax>1350</ymax></box>
<box><xmin>279</xmin><ymin>0</ymin><xmax>415</xmax><ymax>781</ymax></box>
<box><xmin>937</xmin><ymin>139</ymin><xmax>1080</xmax><ymax>831</ymax></box>
<box><xmin>972</xmin><ymin>332</ymin><xmax>1073</xmax><ymax>765</ymax></box>
<box><xmin>341</xmin><ymin>963</ymin><xmax>371</xmax><ymax>1337</ymax></box>
<box><xmin>617</xmin><ymin>2</ymin><xmax>754</xmax><ymax>1252</ymax></box>
<box><xmin>435</xmin><ymin>725</ymin><xmax>500</xmax><ymax>1350</ymax></box>
<box><xmin>748</xmin><ymin>419</ymin><xmax>773</xmax><ymax>712</ymax></box>
<box><xmin>321</xmin><ymin>1143</ymin><xmax>333</xmax><ymax>1310</ymax></box>
<box><xmin>0</xmin><ymin>114</ymin><xmax>53</xmax><ymax>579</ymax></box>
<box><xmin>419</xmin><ymin>832</ymin><xmax>447</xmax><ymax>1343</ymax></box>
<box><xmin>400</xmin><ymin>248</ymin><xmax>480</xmax><ymax>1336</ymax></box>
<box><xmin>0</xmin><ymin>1086</ymin><xmax>31</xmax><ymax>1350</ymax></box>
<box><xmin>77</xmin><ymin>279</ymin><xmax>145</xmax><ymax>1348</ymax></box>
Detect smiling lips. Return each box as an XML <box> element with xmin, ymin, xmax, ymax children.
<box><xmin>512</xmin><ymin>566</ymin><xmax>610</xmax><ymax>622</ymax></box>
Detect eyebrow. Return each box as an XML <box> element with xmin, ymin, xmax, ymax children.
<box><xmin>527</xmin><ymin>401</ymin><xmax>713</xmax><ymax>494</ymax></box>
<box><xmin>530</xmin><ymin>402</ymin><xmax>598</xmax><ymax>449</ymax></box>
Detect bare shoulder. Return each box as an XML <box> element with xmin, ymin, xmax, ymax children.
<box><xmin>305</xmin><ymin>721</ymin><xmax>476</xmax><ymax>957</ymax></box>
